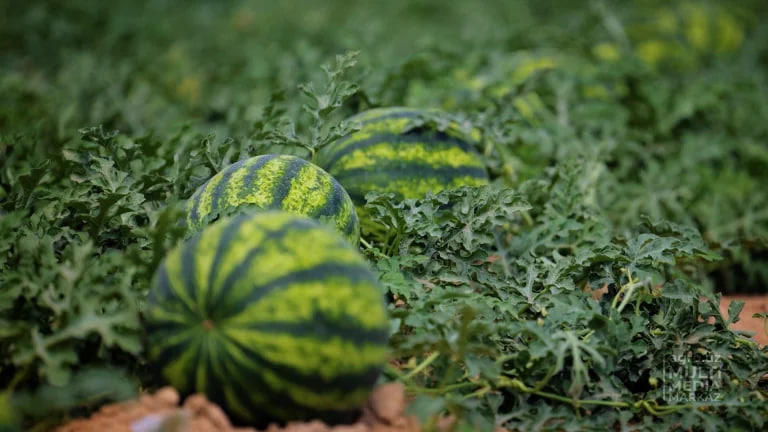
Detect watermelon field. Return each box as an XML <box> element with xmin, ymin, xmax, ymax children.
<box><xmin>2</xmin><ymin>0</ymin><xmax>768</xmax><ymax>430</ymax></box>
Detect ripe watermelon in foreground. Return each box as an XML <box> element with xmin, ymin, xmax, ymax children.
<box><xmin>315</xmin><ymin>107</ymin><xmax>489</xmax><ymax>204</ymax></box>
<box><xmin>144</xmin><ymin>212</ymin><xmax>389</xmax><ymax>425</ymax></box>
<box><xmin>186</xmin><ymin>154</ymin><xmax>359</xmax><ymax>244</ymax></box>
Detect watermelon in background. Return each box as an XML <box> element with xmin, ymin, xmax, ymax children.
<box><xmin>627</xmin><ymin>2</ymin><xmax>746</xmax><ymax>69</ymax></box>
<box><xmin>315</xmin><ymin>108</ymin><xmax>489</xmax><ymax>205</ymax></box>
<box><xmin>186</xmin><ymin>154</ymin><xmax>360</xmax><ymax>244</ymax></box>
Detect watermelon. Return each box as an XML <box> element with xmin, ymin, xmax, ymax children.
<box><xmin>186</xmin><ymin>154</ymin><xmax>359</xmax><ymax>244</ymax></box>
<box><xmin>144</xmin><ymin>212</ymin><xmax>389</xmax><ymax>426</ymax></box>
<box><xmin>315</xmin><ymin>107</ymin><xmax>489</xmax><ymax>204</ymax></box>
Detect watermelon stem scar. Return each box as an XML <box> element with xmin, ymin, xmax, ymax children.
<box><xmin>202</xmin><ymin>319</ymin><xmax>215</xmax><ymax>331</ymax></box>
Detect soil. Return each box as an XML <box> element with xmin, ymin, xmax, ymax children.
<box><xmin>719</xmin><ymin>295</ymin><xmax>768</xmax><ymax>346</ymax></box>
<box><xmin>54</xmin><ymin>383</ymin><xmax>419</xmax><ymax>432</ymax></box>
<box><xmin>54</xmin><ymin>296</ymin><xmax>768</xmax><ymax>432</ymax></box>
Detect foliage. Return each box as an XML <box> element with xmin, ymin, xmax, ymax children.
<box><xmin>1</xmin><ymin>0</ymin><xmax>767</xmax><ymax>430</ymax></box>
<box><xmin>366</xmin><ymin>180</ymin><xmax>766</xmax><ymax>430</ymax></box>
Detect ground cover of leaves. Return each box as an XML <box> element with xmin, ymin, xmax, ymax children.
<box><xmin>52</xmin><ymin>297</ymin><xmax>767</xmax><ymax>432</ymax></box>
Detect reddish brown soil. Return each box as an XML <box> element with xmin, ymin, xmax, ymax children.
<box><xmin>55</xmin><ymin>383</ymin><xmax>419</xmax><ymax>432</ymax></box>
<box><xmin>720</xmin><ymin>295</ymin><xmax>768</xmax><ymax>346</ymax></box>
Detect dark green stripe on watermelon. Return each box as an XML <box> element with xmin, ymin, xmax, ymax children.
<box><xmin>180</xmin><ymin>233</ymin><xmax>202</xmax><ymax>312</ymax></box>
<box><xmin>150</xmin><ymin>264</ymin><xmax>174</xmax><ymax>304</ymax></box>
<box><xmin>228</xmin><ymin>262</ymin><xmax>377</xmax><ymax>316</ymax></box>
<box><xmin>208</xmin><ymin>158</ymin><xmax>249</xmax><ymax>218</ymax></box>
<box><xmin>211</xmin><ymin>349</ymin><xmax>299</xmax><ymax>419</ymax></box>
<box><xmin>151</xmin><ymin>264</ymin><xmax>196</xmax><ymax>317</ymax></box>
<box><xmin>268</xmin><ymin>156</ymin><xmax>306</xmax><ymax>208</ymax></box>
<box><xmin>187</xmin><ymin>185</ymin><xmax>206</xmax><ymax>229</ymax></box>
<box><xmin>199</xmin><ymin>339</ymin><xmax>228</xmax><ymax>412</ymax></box>
<box><xmin>342</xmin><ymin>213</ymin><xmax>357</xmax><ymax>236</ymax></box>
<box><xmin>205</xmin><ymin>215</ymin><xmax>249</xmax><ymax>308</ymax></box>
<box><xmin>244</xmin><ymin>317</ymin><xmax>389</xmax><ymax>346</ymax></box>
<box><xmin>313</xmin><ymin>178</ymin><xmax>343</xmax><ymax>218</ymax></box>
<box><xmin>240</xmin><ymin>153</ymin><xmax>278</xmax><ymax>199</ymax></box>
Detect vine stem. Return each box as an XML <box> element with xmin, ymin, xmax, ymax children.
<box><xmin>383</xmin><ymin>363</ymin><xmax>406</xmax><ymax>379</ymax></box>
<box><xmin>391</xmin><ymin>368</ymin><xmax>723</xmax><ymax>419</ymax></box>
<box><xmin>500</xmin><ymin>377</ymin><xmax>628</xmax><ymax>408</ymax></box>
<box><xmin>406</xmin><ymin>381</ymin><xmax>481</xmax><ymax>395</ymax></box>
<box><xmin>521</xmin><ymin>211</ymin><xmax>534</xmax><ymax>226</ymax></box>
<box><xmin>735</xmin><ymin>337</ymin><xmax>757</xmax><ymax>346</ymax></box>
<box><xmin>637</xmin><ymin>400</ymin><xmax>693</xmax><ymax>416</ymax></box>
<box><xmin>403</xmin><ymin>352</ymin><xmax>440</xmax><ymax>381</ymax></box>
<box><xmin>499</xmin><ymin>377</ymin><xmax>701</xmax><ymax>415</ymax></box>
<box><xmin>359</xmin><ymin>237</ymin><xmax>373</xmax><ymax>250</ymax></box>
<box><xmin>462</xmin><ymin>385</ymin><xmax>492</xmax><ymax>399</ymax></box>
<box><xmin>611</xmin><ymin>268</ymin><xmax>640</xmax><ymax>313</ymax></box>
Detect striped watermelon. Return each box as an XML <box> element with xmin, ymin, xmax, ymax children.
<box><xmin>144</xmin><ymin>212</ymin><xmax>389</xmax><ymax>426</ymax></box>
<box><xmin>186</xmin><ymin>154</ymin><xmax>359</xmax><ymax>244</ymax></box>
<box><xmin>315</xmin><ymin>107</ymin><xmax>489</xmax><ymax>204</ymax></box>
